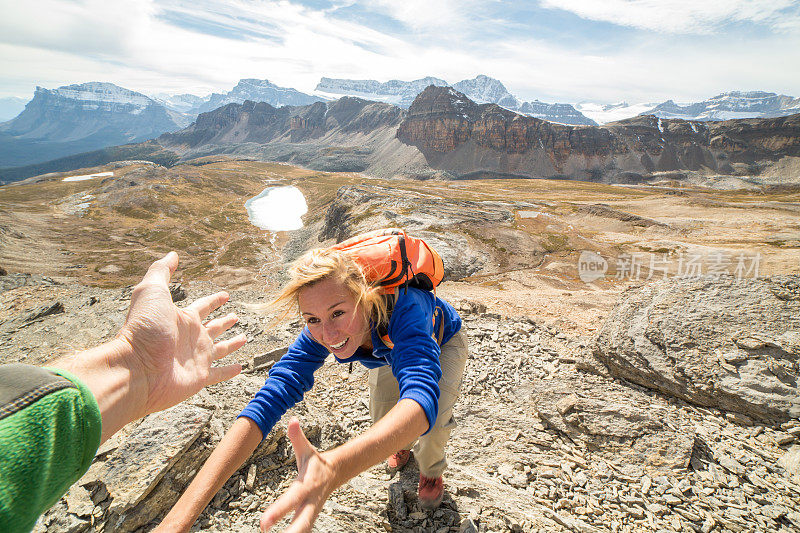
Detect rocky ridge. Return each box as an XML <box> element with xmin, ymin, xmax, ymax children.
<box><xmin>315</xmin><ymin>75</ymin><xmax>596</xmax><ymax>126</ymax></box>
<box><xmin>194</xmin><ymin>79</ymin><xmax>324</xmax><ymax>115</ymax></box>
<box><xmin>397</xmin><ymin>86</ymin><xmax>800</xmax><ymax>182</ymax></box>
<box><xmin>0</xmin><ymin>271</ymin><xmax>796</xmax><ymax>532</ymax></box>
<box><xmin>646</xmin><ymin>92</ymin><xmax>800</xmax><ymax>122</ymax></box>
<box><xmin>5</xmin><ymin>85</ymin><xmax>800</xmax><ymax>185</ymax></box>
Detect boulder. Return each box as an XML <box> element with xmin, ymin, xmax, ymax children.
<box><xmin>76</xmin><ymin>403</ymin><xmax>213</xmax><ymax>531</ymax></box>
<box><xmin>595</xmin><ymin>275</ymin><xmax>800</xmax><ymax>424</ymax></box>
<box><xmin>532</xmin><ymin>374</ymin><xmax>694</xmax><ymax>475</ymax></box>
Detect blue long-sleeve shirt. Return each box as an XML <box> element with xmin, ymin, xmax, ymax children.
<box><xmin>239</xmin><ymin>287</ymin><xmax>461</xmax><ymax>438</ymax></box>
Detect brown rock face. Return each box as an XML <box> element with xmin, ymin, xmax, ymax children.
<box><xmin>160</xmin><ymin>98</ymin><xmax>402</xmax><ymax>148</ymax></box>
<box><xmin>397</xmin><ymin>86</ymin><xmax>800</xmax><ymax>180</ymax></box>
<box><xmin>397</xmin><ymin>86</ymin><xmax>620</xmax><ymax>161</ymax></box>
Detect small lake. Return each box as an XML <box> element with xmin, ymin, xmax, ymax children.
<box><xmin>244</xmin><ymin>186</ymin><xmax>308</xmax><ymax>231</ymax></box>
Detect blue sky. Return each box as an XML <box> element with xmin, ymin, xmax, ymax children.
<box><xmin>0</xmin><ymin>0</ymin><xmax>798</xmax><ymax>104</ymax></box>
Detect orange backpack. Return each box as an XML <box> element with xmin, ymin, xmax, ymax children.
<box><xmin>331</xmin><ymin>228</ymin><xmax>445</xmax><ymax>348</ymax></box>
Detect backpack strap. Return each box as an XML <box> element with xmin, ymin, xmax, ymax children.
<box><xmin>433</xmin><ymin>306</ymin><xmax>445</xmax><ymax>345</ymax></box>
<box><xmin>378</xmin><ymin>293</ymin><xmax>445</xmax><ymax>350</ymax></box>
<box><xmin>377</xmin><ymin>292</ymin><xmax>397</xmax><ymax>349</ymax></box>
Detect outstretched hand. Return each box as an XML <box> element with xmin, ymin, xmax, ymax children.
<box><xmin>117</xmin><ymin>251</ymin><xmax>246</xmax><ymax>418</ymax></box>
<box><xmin>260</xmin><ymin>418</ymin><xmax>337</xmax><ymax>533</ymax></box>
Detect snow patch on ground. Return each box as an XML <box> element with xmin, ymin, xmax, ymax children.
<box><xmin>245</xmin><ymin>186</ymin><xmax>308</xmax><ymax>231</ymax></box>
<box><xmin>62</xmin><ymin>172</ymin><xmax>114</xmax><ymax>182</ymax></box>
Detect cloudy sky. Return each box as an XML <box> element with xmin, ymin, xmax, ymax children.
<box><xmin>1</xmin><ymin>0</ymin><xmax>798</xmax><ymax>104</ymax></box>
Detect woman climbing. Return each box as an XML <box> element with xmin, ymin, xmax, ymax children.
<box><xmin>158</xmin><ymin>229</ymin><xmax>469</xmax><ymax>532</ymax></box>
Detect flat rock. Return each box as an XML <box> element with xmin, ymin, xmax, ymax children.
<box><xmin>63</xmin><ymin>484</ymin><xmax>95</xmax><ymax>517</ymax></box>
<box><xmin>532</xmin><ymin>372</ymin><xmax>693</xmax><ymax>475</ymax></box>
<box><xmin>595</xmin><ymin>276</ymin><xmax>800</xmax><ymax>424</ymax></box>
<box><xmin>779</xmin><ymin>445</ymin><xmax>800</xmax><ymax>484</ymax></box>
<box><xmin>89</xmin><ymin>403</ymin><xmax>212</xmax><ymax>517</ymax></box>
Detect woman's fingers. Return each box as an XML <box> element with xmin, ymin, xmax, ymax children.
<box><xmin>287</xmin><ymin>418</ymin><xmax>315</xmax><ymax>465</ymax></box>
<box><xmin>186</xmin><ymin>291</ymin><xmax>230</xmax><ymax>320</ymax></box>
<box><xmin>212</xmin><ymin>334</ymin><xmax>247</xmax><ymax>360</ymax></box>
<box><xmin>284</xmin><ymin>502</ymin><xmax>319</xmax><ymax>533</ymax></box>
<box><xmin>260</xmin><ymin>484</ymin><xmax>303</xmax><ymax>531</ymax></box>
<box><xmin>205</xmin><ymin>313</ymin><xmax>238</xmax><ymax>338</ymax></box>
<box><xmin>260</xmin><ymin>419</ymin><xmax>321</xmax><ymax>532</ymax></box>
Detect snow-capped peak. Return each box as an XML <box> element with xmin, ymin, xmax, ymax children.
<box><xmin>52</xmin><ymin>82</ymin><xmax>153</xmax><ymax>109</ymax></box>
<box><xmin>452</xmin><ymin>75</ymin><xmax>519</xmax><ymax>107</ymax></box>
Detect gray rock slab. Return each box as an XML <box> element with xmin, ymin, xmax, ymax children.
<box><xmin>595</xmin><ymin>276</ymin><xmax>800</xmax><ymax>424</ymax></box>
<box><xmin>91</xmin><ymin>403</ymin><xmax>212</xmax><ymax>517</ymax></box>
<box><xmin>779</xmin><ymin>445</ymin><xmax>800</xmax><ymax>484</ymax></box>
<box><xmin>532</xmin><ymin>373</ymin><xmax>693</xmax><ymax>475</ymax></box>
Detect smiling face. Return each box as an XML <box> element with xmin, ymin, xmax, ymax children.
<box><xmin>298</xmin><ymin>276</ymin><xmax>372</xmax><ymax>358</ymax></box>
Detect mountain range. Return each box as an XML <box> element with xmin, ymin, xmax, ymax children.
<box><xmin>5</xmin><ymin>84</ymin><xmax>796</xmax><ymax>186</ymax></box>
<box><xmin>2</xmin><ymin>76</ymin><xmax>798</xmax><ymax>183</ymax></box>
<box><xmin>316</xmin><ymin>74</ymin><xmax>597</xmax><ymax>125</ymax></box>
<box><xmin>0</xmin><ymin>82</ymin><xmax>180</xmax><ymax>169</ymax></box>
<box><xmin>576</xmin><ymin>92</ymin><xmax>800</xmax><ymax>124</ymax></box>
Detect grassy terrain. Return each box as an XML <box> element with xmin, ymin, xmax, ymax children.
<box><xmin>1</xmin><ymin>158</ymin><xmax>798</xmax><ymax>331</ymax></box>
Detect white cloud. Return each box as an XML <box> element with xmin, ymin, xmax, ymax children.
<box><xmin>362</xmin><ymin>0</ymin><xmax>476</xmax><ymax>32</ymax></box>
<box><xmin>0</xmin><ymin>0</ymin><xmax>797</xmax><ymax>106</ymax></box>
<box><xmin>540</xmin><ymin>0</ymin><xmax>800</xmax><ymax>34</ymax></box>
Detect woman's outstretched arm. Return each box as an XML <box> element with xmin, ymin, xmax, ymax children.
<box><xmin>156</xmin><ymin>417</ymin><xmax>263</xmax><ymax>532</ymax></box>
<box><xmin>260</xmin><ymin>398</ymin><xmax>428</xmax><ymax>533</ymax></box>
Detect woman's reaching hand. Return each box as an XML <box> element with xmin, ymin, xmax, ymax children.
<box><xmin>260</xmin><ymin>417</ymin><xmax>338</xmax><ymax>533</ymax></box>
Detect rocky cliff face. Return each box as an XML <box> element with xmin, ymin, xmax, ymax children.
<box><xmin>0</xmin><ymin>83</ymin><xmax>179</xmax><ymax>168</ymax></box>
<box><xmin>397</xmin><ymin>86</ymin><xmax>800</xmax><ymax>182</ymax></box>
<box><xmin>160</xmin><ymin>97</ymin><xmax>404</xmax><ymax>149</ymax></box>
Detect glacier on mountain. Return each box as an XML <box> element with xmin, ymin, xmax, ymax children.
<box><xmin>645</xmin><ymin>91</ymin><xmax>800</xmax><ymax>121</ymax></box>
<box><xmin>195</xmin><ymin>79</ymin><xmax>323</xmax><ymax>114</ymax></box>
<box><xmin>315</xmin><ymin>76</ymin><xmax>448</xmax><ymax>108</ymax></box>
<box><xmin>315</xmin><ymin>74</ymin><xmax>596</xmax><ymax>125</ymax></box>
<box><xmin>54</xmin><ymin>82</ymin><xmax>154</xmax><ymax>110</ymax></box>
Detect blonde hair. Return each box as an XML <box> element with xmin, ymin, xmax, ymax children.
<box><xmin>273</xmin><ymin>247</ymin><xmax>390</xmax><ymax>327</ymax></box>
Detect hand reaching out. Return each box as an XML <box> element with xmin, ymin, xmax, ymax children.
<box><xmin>117</xmin><ymin>251</ymin><xmax>245</xmax><ymax>418</ymax></box>
<box><xmin>257</xmin><ymin>401</ymin><xmax>429</xmax><ymax>533</ymax></box>
<box><xmin>51</xmin><ymin>251</ymin><xmax>246</xmax><ymax>442</ymax></box>
<box><xmin>260</xmin><ymin>418</ymin><xmax>337</xmax><ymax>533</ymax></box>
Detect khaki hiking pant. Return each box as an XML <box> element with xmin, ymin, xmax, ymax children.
<box><xmin>368</xmin><ymin>329</ymin><xmax>469</xmax><ymax>478</ymax></box>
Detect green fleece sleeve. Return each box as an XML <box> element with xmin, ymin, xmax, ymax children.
<box><xmin>0</xmin><ymin>364</ymin><xmax>102</xmax><ymax>533</ymax></box>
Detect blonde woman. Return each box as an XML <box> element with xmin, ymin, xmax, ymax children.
<box><xmin>159</xmin><ymin>245</ymin><xmax>468</xmax><ymax>532</ymax></box>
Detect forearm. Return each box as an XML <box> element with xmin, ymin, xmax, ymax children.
<box><xmin>49</xmin><ymin>337</ymin><xmax>144</xmax><ymax>443</ymax></box>
<box><xmin>157</xmin><ymin>417</ymin><xmax>263</xmax><ymax>532</ymax></box>
<box><xmin>328</xmin><ymin>399</ymin><xmax>428</xmax><ymax>487</ymax></box>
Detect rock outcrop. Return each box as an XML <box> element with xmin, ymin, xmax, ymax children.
<box><xmin>396</xmin><ymin>86</ymin><xmax>800</xmax><ymax>182</ymax></box>
<box><xmin>595</xmin><ymin>275</ymin><xmax>800</xmax><ymax>424</ymax></box>
<box><xmin>307</xmin><ymin>184</ymin><xmax>559</xmax><ymax>281</ymax></box>
<box><xmin>160</xmin><ymin>97</ymin><xmax>404</xmax><ymax>149</ymax></box>
<box><xmin>4</xmin><ymin>269</ymin><xmax>799</xmax><ymax>532</ymax></box>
